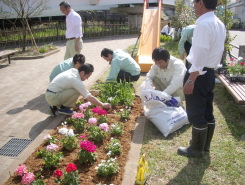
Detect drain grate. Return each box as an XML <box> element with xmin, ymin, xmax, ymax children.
<box><xmin>0</xmin><ymin>138</ymin><xmax>33</xmax><ymax>157</ymax></box>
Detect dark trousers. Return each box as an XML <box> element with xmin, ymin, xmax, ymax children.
<box><xmin>117</xmin><ymin>70</ymin><xmax>140</xmax><ymax>83</ymax></box>
<box><xmin>184</xmin><ymin>41</ymin><xmax>192</xmax><ymax>68</ymax></box>
<box><xmin>184</xmin><ymin>69</ymin><xmax>215</xmax><ymax>129</ymax></box>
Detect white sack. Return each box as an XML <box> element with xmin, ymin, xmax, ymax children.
<box><xmin>140</xmin><ymin>81</ymin><xmax>189</xmax><ymax>137</ymax></box>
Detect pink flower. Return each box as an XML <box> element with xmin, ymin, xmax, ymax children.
<box><xmin>92</xmin><ymin>107</ymin><xmax>108</xmax><ymax>116</ymax></box>
<box><xmin>72</xmin><ymin>113</ymin><xmax>84</xmax><ymax>119</ymax></box>
<box><xmin>16</xmin><ymin>164</ymin><xmax>28</xmax><ymax>176</ymax></box>
<box><xmin>66</xmin><ymin>163</ymin><xmax>77</xmax><ymax>173</ymax></box>
<box><xmin>21</xmin><ymin>172</ymin><xmax>34</xmax><ymax>185</ymax></box>
<box><xmin>46</xmin><ymin>143</ymin><xmax>59</xmax><ymax>152</ymax></box>
<box><xmin>53</xmin><ymin>170</ymin><xmax>63</xmax><ymax>178</ymax></box>
<box><xmin>80</xmin><ymin>134</ymin><xmax>86</xmax><ymax>138</ymax></box>
<box><xmin>229</xmin><ymin>61</ymin><xmax>235</xmax><ymax>67</ymax></box>
<box><xmin>79</xmin><ymin>102</ymin><xmax>91</xmax><ymax>110</ymax></box>
<box><xmin>230</xmin><ymin>57</ymin><xmax>234</xmax><ymax>62</ymax></box>
<box><xmin>80</xmin><ymin>140</ymin><xmax>96</xmax><ymax>152</ymax></box>
<box><xmin>99</xmin><ymin>123</ymin><xmax>109</xmax><ymax>132</ymax></box>
<box><xmin>44</xmin><ymin>134</ymin><xmax>52</xmax><ymax>140</ymax></box>
<box><xmin>88</xmin><ymin>117</ymin><xmax>97</xmax><ymax>124</ymax></box>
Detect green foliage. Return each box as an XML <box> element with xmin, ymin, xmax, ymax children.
<box><xmin>96</xmin><ymin>158</ymin><xmax>119</xmax><ymax>177</ymax></box>
<box><xmin>61</xmin><ymin>135</ymin><xmax>78</xmax><ymax>151</ymax></box>
<box><xmin>95</xmin><ymin>81</ymin><xmax>135</xmax><ymax>107</ymax></box>
<box><xmin>87</xmin><ymin>126</ymin><xmax>107</xmax><ymax>142</ymax></box>
<box><xmin>109</xmin><ymin>122</ymin><xmax>124</xmax><ymax>136</ymax></box>
<box><xmin>72</xmin><ymin>119</ymin><xmax>86</xmax><ymax>132</ymax></box>
<box><xmin>97</xmin><ymin>115</ymin><xmax>108</xmax><ymax>124</ymax></box>
<box><xmin>105</xmin><ymin>138</ymin><xmax>122</xmax><ymax>157</ymax></box>
<box><xmin>38</xmin><ymin>43</ymin><xmax>56</xmax><ymax>53</ymax></box>
<box><xmin>43</xmin><ymin>151</ymin><xmax>64</xmax><ymax>168</ymax></box>
<box><xmin>30</xmin><ymin>179</ymin><xmax>45</xmax><ymax>185</ymax></box>
<box><xmin>77</xmin><ymin>150</ymin><xmax>97</xmax><ymax>165</ymax></box>
<box><xmin>118</xmin><ymin>107</ymin><xmax>131</xmax><ymax>121</ymax></box>
<box><xmin>160</xmin><ymin>35</ymin><xmax>172</xmax><ymax>42</ymax></box>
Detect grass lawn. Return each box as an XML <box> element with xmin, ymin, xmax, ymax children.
<box><xmin>128</xmin><ymin>41</ymin><xmax>245</xmax><ymax>185</ymax></box>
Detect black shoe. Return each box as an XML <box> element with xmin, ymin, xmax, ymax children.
<box><xmin>48</xmin><ymin>106</ymin><xmax>57</xmax><ymax>117</ymax></box>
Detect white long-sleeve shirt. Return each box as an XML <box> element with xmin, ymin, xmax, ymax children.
<box><xmin>66</xmin><ymin>9</ymin><xmax>83</xmax><ymax>39</ymax></box>
<box><xmin>186</xmin><ymin>11</ymin><xmax>226</xmax><ymax>75</ymax></box>
<box><xmin>146</xmin><ymin>56</ymin><xmax>186</xmax><ymax>95</ymax></box>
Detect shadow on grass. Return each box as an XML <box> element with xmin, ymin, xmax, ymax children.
<box><xmin>213</xmin><ymin>84</ymin><xmax>245</xmax><ymax>140</ymax></box>
<box><xmin>166</xmin><ymin>156</ymin><xmax>211</xmax><ymax>185</ymax></box>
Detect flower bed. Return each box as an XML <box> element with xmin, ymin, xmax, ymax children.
<box><xmin>4</xmin><ymin>82</ymin><xmax>143</xmax><ymax>185</ymax></box>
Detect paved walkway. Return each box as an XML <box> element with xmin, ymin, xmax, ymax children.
<box><xmin>0</xmin><ymin>35</ymin><xmax>138</xmax><ymax>184</ymax></box>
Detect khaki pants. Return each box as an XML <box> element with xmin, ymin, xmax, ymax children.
<box><xmin>64</xmin><ymin>39</ymin><xmax>83</xmax><ymax>60</ymax></box>
<box><xmin>153</xmin><ymin>77</ymin><xmax>185</xmax><ymax>102</ymax></box>
<box><xmin>45</xmin><ymin>89</ymin><xmax>80</xmax><ymax>108</ymax></box>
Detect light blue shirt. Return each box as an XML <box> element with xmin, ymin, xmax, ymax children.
<box><xmin>106</xmin><ymin>49</ymin><xmax>141</xmax><ymax>82</ymax></box>
<box><xmin>49</xmin><ymin>58</ymin><xmax>73</xmax><ymax>82</ymax></box>
<box><xmin>178</xmin><ymin>24</ymin><xmax>196</xmax><ymax>54</ymax></box>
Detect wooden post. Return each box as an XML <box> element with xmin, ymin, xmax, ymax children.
<box><xmin>238</xmin><ymin>45</ymin><xmax>245</xmax><ymax>63</ymax></box>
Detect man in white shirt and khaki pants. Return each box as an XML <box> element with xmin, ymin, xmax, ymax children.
<box><xmin>59</xmin><ymin>1</ymin><xmax>83</xmax><ymax>60</ymax></box>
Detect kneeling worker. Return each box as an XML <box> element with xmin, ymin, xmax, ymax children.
<box><xmin>145</xmin><ymin>47</ymin><xmax>186</xmax><ymax>104</ymax></box>
<box><xmin>101</xmin><ymin>48</ymin><xmax>141</xmax><ymax>83</ymax></box>
<box><xmin>45</xmin><ymin>63</ymin><xmax>111</xmax><ymax>116</ymax></box>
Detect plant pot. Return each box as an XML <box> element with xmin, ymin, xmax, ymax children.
<box><xmin>226</xmin><ymin>74</ymin><xmax>245</xmax><ymax>82</ymax></box>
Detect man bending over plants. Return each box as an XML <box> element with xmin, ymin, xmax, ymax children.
<box><xmin>49</xmin><ymin>54</ymin><xmax>85</xmax><ymax>82</ymax></box>
<box><xmin>45</xmin><ymin>63</ymin><xmax>111</xmax><ymax>116</ymax></box>
<box><xmin>101</xmin><ymin>48</ymin><xmax>141</xmax><ymax>83</ymax></box>
<box><xmin>145</xmin><ymin>47</ymin><xmax>186</xmax><ymax>104</ymax></box>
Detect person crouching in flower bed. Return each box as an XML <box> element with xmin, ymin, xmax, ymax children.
<box><xmin>101</xmin><ymin>48</ymin><xmax>141</xmax><ymax>83</ymax></box>
<box><xmin>45</xmin><ymin>63</ymin><xmax>111</xmax><ymax>116</ymax></box>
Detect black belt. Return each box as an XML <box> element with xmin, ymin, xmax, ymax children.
<box><xmin>203</xmin><ymin>67</ymin><xmax>214</xmax><ymax>71</ymax></box>
<box><xmin>47</xmin><ymin>89</ymin><xmax>57</xmax><ymax>94</ymax></box>
<box><xmin>66</xmin><ymin>37</ymin><xmax>76</xmax><ymax>40</ymax></box>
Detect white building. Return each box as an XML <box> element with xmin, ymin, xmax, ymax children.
<box><xmin>0</xmin><ymin>0</ymin><xmax>175</xmax><ymax>25</ymax></box>
<box><xmin>227</xmin><ymin>0</ymin><xmax>245</xmax><ymax>28</ymax></box>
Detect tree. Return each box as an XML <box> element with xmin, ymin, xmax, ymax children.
<box><xmin>0</xmin><ymin>0</ymin><xmax>49</xmax><ymax>51</ymax></box>
<box><xmin>172</xmin><ymin>0</ymin><xmax>196</xmax><ymax>30</ymax></box>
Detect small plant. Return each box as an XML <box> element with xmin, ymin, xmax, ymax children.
<box><xmin>61</xmin><ymin>135</ymin><xmax>78</xmax><ymax>151</ymax></box>
<box><xmin>15</xmin><ymin>164</ymin><xmax>45</xmax><ymax>185</ymax></box>
<box><xmin>87</xmin><ymin>126</ymin><xmax>107</xmax><ymax>142</ymax></box>
<box><xmin>110</xmin><ymin>122</ymin><xmax>124</xmax><ymax>136</ymax></box>
<box><xmin>227</xmin><ymin>57</ymin><xmax>245</xmax><ymax>76</ymax></box>
<box><xmin>118</xmin><ymin>107</ymin><xmax>131</xmax><ymax>121</ymax></box>
<box><xmin>160</xmin><ymin>35</ymin><xmax>172</xmax><ymax>42</ymax></box>
<box><xmin>72</xmin><ymin>119</ymin><xmax>86</xmax><ymax>132</ymax></box>
<box><xmin>38</xmin><ymin>43</ymin><xmax>56</xmax><ymax>53</ymax></box>
<box><xmin>105</xmin><ymin>138</ymin><xmax>122</xmax><ymax>157</ymax></box>
<box><xmin>77</xmin><ymin>140</ymin><xmax>97</xmax><ymax>164</ymax></box>
<box><xmin>43</xmin><ymin>134</ymin><xmax>58</xmax><ymax>145</ymax></box>
<box><xmin>41</xmin><ymin>143</ymin><xmax>63</xmax><ymax>168</ymax></box>
<box><xmin>95</xmin><ymin>158</ymin><xmax>119</xmax><ymax>177</ymax></box>
<box><xmin>54</xmin><ymin>163</ymin><xmax>80</xmax><ymax>185</ymax></box>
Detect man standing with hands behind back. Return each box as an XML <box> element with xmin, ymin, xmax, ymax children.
<box><xmin>59</xmin><ymin>1</ymin><xmax>83</xmax><ymax>60</ymax></box>
<box><xmin>177</xmin><ymin>0</ymin><xmax>226</xmax><ymax>157</ymax></box>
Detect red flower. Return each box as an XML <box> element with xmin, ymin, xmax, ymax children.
<box><xmin>66</xmin><ymin>163</ymin><xmax>77</xmax><ymax>173</ymax></box>
<box><xmin>241</xmin><ymin>62</ymin><xmax>245</xmax><ymax>66</ymax></box>
<box><xmin>53</xmin><ymin>170</ymin><xmax>63</xmax><ymax>178</ymax></box>
<box><xmin>92</xmin><ymin>107</ymin><xmax>108</xmax><ymax>116</ymax></box>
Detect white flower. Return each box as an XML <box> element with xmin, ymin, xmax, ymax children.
<box><xmin>58</xmin><ymin>127</ymin><xmax>68</xmax><ymax>135</ymax></box>
<box><xmin>108</xmin><ymin>97</ymin><xmax>114</xmax><ymax>102</ymax></box>
<box><xmin>120</xmin><ymin>109</ymin><xmax>123</xmax><ymax>112</ymax></box>
<box><xmin>113</xmin><ymin>110</ymin><xmax>117</xmax><ymax>114</ymax></box>
<box><xmin>66</xmin><ymin>129</ymin><xmax>75</xmax><ymax>137</ymax></box>
<box><xmin>238</xmin><ymin>57</ymin><xmax>243</xmax><ymax>61</ymax></box>
<box><xmin>95</xmin><ymin>167</ymin><xmax>98</xmax><ymax>170</ymax></box>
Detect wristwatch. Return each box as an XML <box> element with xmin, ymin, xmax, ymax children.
<box><xmin>187</xmin><ymin>79</ymin><xmax>194</xmax><ymax>84</ymax></box>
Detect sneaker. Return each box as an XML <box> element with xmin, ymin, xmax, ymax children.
<box><xmin>58</xmin><ymin>107</ymin><xmax>76</xmax><ymax>115</ymax></box>
<box><xmin>48</xmin><ymin>106</ymin><xmax>57</xmax><ymax>117</ymax></box>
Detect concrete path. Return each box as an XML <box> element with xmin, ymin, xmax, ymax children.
<box><xmin>0</xmin><ymin>35</ymin><xmax>138</xmax><ymax>184</ymax></box>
